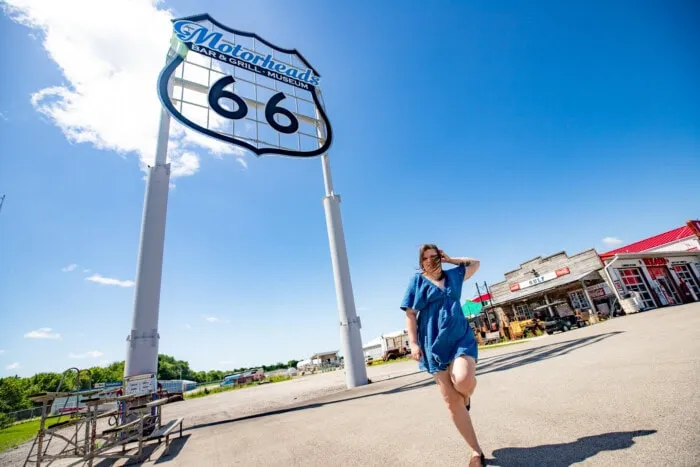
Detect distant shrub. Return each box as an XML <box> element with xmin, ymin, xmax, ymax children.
<box><xmin>0</xmin><ymin>413</ymin><xmax>13</xmax><ymax>430</ymax></box>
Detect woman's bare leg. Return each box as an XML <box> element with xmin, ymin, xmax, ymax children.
<box><xmin>450</xmin><ymin>356</ymin><xmax>477</xmax><ymax>405</ymax></box>
<box><xmin>434</xmin><ymin>369</ymin><xmax>483</xmax><ymax>464</ymax></box>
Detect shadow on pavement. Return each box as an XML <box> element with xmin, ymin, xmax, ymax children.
<box><xmin>186</xmin><ymin>331</ymin><xmax>622</xmax><ymax>433</ymax></box>
<box><xmin>490</xmin><ymin>430</ymin><xmax>656</xmax><ymax>466</ymax></box>
<box><xmin>93</xmin><ymin>434</ymin><xmax>191</xmax><ymax>466</ymax></box>
<box><xmin>154</xmin><ymin>434</ymin><xmax>191</xmax><ymax>464</ymax></box>
<box><xmin>476</xmin><ymin>331</ymin><xmax>623</xmax><ymax>376</ymax></box>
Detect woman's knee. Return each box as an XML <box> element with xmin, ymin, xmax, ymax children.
<box><xmin>453</xmin><ymin>373</ymin><xmax>476</xmax><ymax>395</ymax></box>
<box><xmin>451</xmin><ymin>357</ymin><xmax>476</xmax><ymax>391</ymax></box>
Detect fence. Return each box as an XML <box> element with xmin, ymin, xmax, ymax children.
<box><xmin>5</xmin><ymin>406</ymin><xmax>44</xmax><ymax>423</ymax></box>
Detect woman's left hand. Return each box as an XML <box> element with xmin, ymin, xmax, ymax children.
<box><xmin>439</xmin><ymin>250</ymin><xmax>452</xmax><ymax>263</ymax></box>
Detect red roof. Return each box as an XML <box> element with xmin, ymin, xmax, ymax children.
<box><xmin>471</xmin><ymin>292</ymin><xmax>492</xmax><ymax>303</ymax></box>
<box><xmin>600</xmin><ymin>225</ymin><xmax>695</xmax><ymax>258</ymax></box>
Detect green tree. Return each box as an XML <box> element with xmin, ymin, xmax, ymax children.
<box><xmin>287</xmin><ymin>360</ymin><xmax>299</xmax><ymax>369</ymax></box>
<box><xmin>0</xmin><ymin>377</ymin><xmax>30</xmax><ymax>413</ymax></box>
<box><xmin>157</xmin><ymin>354</ymin><xmax>193</xmax><ymax>380</ymax></box>
<box><xmin>103</xmin><ymin>361</ymin><xmax>125</xmax><ymax>382</ymax></box>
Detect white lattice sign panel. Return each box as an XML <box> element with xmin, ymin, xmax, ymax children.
<box><xmin>158</xmin><ymin>14</ymin><xmax>332</xmax><ymax>158</ymax></box>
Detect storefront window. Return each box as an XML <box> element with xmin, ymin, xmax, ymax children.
<box><xmin>568</xmin><ymin>290</ymin><xmax>590</xmax><ymax>310</ymax></box>
<box><xmin>514</xmin><ymin>304</ymin><xmax>532</xmax><ymax>321</ymax></box>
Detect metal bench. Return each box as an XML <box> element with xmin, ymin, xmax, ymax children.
<box><xmin>147</xmin><ymin>418</ymin><xmax>184</xmax><ymax>455</ymax></box>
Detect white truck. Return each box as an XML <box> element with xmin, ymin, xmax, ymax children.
<box><xmin>380</xmin><ymin>330</ymin><xmax>411</xmax><ymax>361</ymax></box>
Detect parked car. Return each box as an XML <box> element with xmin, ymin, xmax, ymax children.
<box><xmin>543</xmin><ymin>314</ymin><xmax>586</xmax><ymax>334</ymax></box>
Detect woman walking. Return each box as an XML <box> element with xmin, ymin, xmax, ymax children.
<box><xmin>401</xmin><ymin>244</ymin><xmax>484</xmax><ymax>466</ymax></box>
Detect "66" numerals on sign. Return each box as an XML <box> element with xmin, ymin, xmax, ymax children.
<box><xmin>207</xmin><ymin>76</ymin><xmax>299</xmax><ymax>134</ymax></box>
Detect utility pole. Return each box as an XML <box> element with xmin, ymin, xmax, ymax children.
<box><xmin>482</xmin><ymin>281</ymin><xmax>492</xmax><ymax>309</ymax></box>
<box><xmin>475</xmin><ymin>282</ymin><xmax>489</xmax><ymax>329</ymax></box>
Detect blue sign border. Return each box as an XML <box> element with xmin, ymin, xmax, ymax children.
<box><xmin>157</xmin><ymin>13</ymin><xmax>333</xmax><ymax>158</ymax></box>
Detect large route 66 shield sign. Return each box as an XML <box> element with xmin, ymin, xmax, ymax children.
<box><xmin>157</xmin><ymin>14</ymin><xmax>332</xmax><ymax>158</ymax></box>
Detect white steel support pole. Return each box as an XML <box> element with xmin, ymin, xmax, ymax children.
<box><xmin>315</xmin><ymin>90</ymin><xmax>367</xmax><ymax>389</ymax></box>
<box><xmin>124</xmin><ymin>76</ymin><xmax>173</xmax><ymax>379</ymax></box>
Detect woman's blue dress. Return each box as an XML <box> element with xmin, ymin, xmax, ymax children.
<box><xmin>400</xmin><ymin>265</ymin><xmax>478</xmax><ymax>374</ymax></box>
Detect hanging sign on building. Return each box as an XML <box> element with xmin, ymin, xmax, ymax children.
<box><xmin>587</xmin><ymin>282</ymin><xmax>612</xmax><ymax>299</ymax></box>
<box><xmin>509</xmin><ymin>267</ymin><xmax>570</xmax><ymax>292</ymax></box>
<box><xmin>157</xmin><ymin>14</ymin><xmax>333</xmax><ymax>158</ymax></box>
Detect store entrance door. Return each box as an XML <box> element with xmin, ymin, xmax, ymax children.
<box><xmin>619</xmin><ymin>268</ymin><xmax>657</xmax><ymax>309</ymax></box>
<box><xmin>647</xmin><ymin>266</ymin><xmax>682</xmax><ymax>306</ymax></box>
<box><xmin>672</xmin><ymin>264</ymin><xmax>700</xmax><ymax>301</ymax></box>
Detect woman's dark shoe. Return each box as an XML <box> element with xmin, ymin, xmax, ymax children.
<box><xmin>466</xmin><ymin>398</ymin><xmax>471</xmax><ymax>411</ymax></box>
<box><xmin>469</xmin><ymin>452</ymin><xmax>486</xmax><ymax>466</ymax></box>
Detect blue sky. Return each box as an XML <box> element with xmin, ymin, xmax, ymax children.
<box><xmin>0</xmin><ymin>0</ymin><xmax>698</xmax><ymax>377</ymax></box>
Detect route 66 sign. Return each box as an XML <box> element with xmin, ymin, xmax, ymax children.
<box><xmin>157</xmin><ymin>14</ymin><xmax>333</xmax><ymax>158</ymax></box>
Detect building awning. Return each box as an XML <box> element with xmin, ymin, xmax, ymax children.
<box><xmin>471</xmin><ymin>293</ymin><xmax>492</xmax><ymax>303</ymax></box>
<box><xmin>462</xmin><ymin>300</ymin><xmax>483</xmax><ymax>317</ymax></box>
<box><xmin>492</xmin><ymin>270</ymin><xmax>600</xmax><ymax>306</ymax></box>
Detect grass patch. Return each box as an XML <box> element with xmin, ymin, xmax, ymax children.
<box><xmin>366</xmin><ymin>357</ymin><xmax>411</xmax><ymax>367</ymax></box>
<box><xmin>184</xmin><ymin>376</ymin><xmax>293</xmax><ymax>400</ymax></box>
<box><xmin>0</xmin><ymin>418</ymin><xmax>63</xmax><ymax>453</ymax></box>
<box><xmin>479</xmin><ymin>339</ymin><xmax>531</xmax><ymax>350</ymax></box>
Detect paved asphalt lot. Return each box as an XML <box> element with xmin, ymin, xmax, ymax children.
<box><xmin>3</xmin><ymin>303</ymin><xmax>699</xmax><ymax>466</ymax></box>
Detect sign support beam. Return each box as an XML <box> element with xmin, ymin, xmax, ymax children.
<box><xmin>316</xmin><ymin>90</ymin><xmax>367</xmax><ymax>388</ymax></box>
<box><xmin>124</xmin><ymin>75</ymin><xmax>173</xmax><ymax>381</ymax></box>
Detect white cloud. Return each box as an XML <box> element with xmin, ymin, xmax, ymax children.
<box><xmin>69</xmin><ymin>350</ymin><xmax>104</xmax><ymax>359</ymax></box>
<box><xmin>0</xmin><ymin>111</ymin><xmax>8</xmax><ymax>121</ymax></box>
<box><xmin>0</xmin><ymin>349</ymin><xmax>4</xmax><ymax>355</ymax></box>
<box><xmin>83</xmin><ymin>268</ymin><xmax>91</xmax><ymax>273</ymax></box>
<box><xmin>184</xmin><ymin>324</ymin><xmax>192</xmax><ymax>329</ymax></box>
<box><xmin>203</xmin><ymin>315</ymin><xmax>229</xmax><ymax>324</ymax></box>
<box><xmin>25</xmin><ymin>327</ymin><xmax>61</xmax><ymax>339</ymax></box>
<box><xmin>61</xmin><ymin>263</ymin><xmax>78</xmax><ymax>272</ymax></box>
<box><xmin>5</xmin><ymin>362</ymin><xmax>20</xmax><ymax>370</ymax></box>
<box><xmin>98</xmin><ymin>359</ymin><xmax>111</xmax><ymax>367</ymax></box>
<box><xmin>2</xmin><ymin>0</ymin><xmax>248</xmax><ymax>180</ymax></box>
<box><xmin>602</xmin><ymin>237</ymin><xmax>623</xmax><ymax>246</ymax></box>
<box><xmin>85</xmin><ymin>273</ymin><xmax>134</xmax><ymax>288</ymax></box>
<box><xmin>236</xmin><ymin>158</ymin><xmax>248</xmax><ymax>169</ymax></box>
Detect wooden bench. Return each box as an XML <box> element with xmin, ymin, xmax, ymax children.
<box><xmin>147</xmin><ymin>418</ymin><xmax>184</xmax><ymax>455</ymax></box>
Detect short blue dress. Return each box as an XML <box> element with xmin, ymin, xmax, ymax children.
<box><xmin>400</xmin><ymin>265</ymin><xmax>478</xmax><ymax>374</ymax></box>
